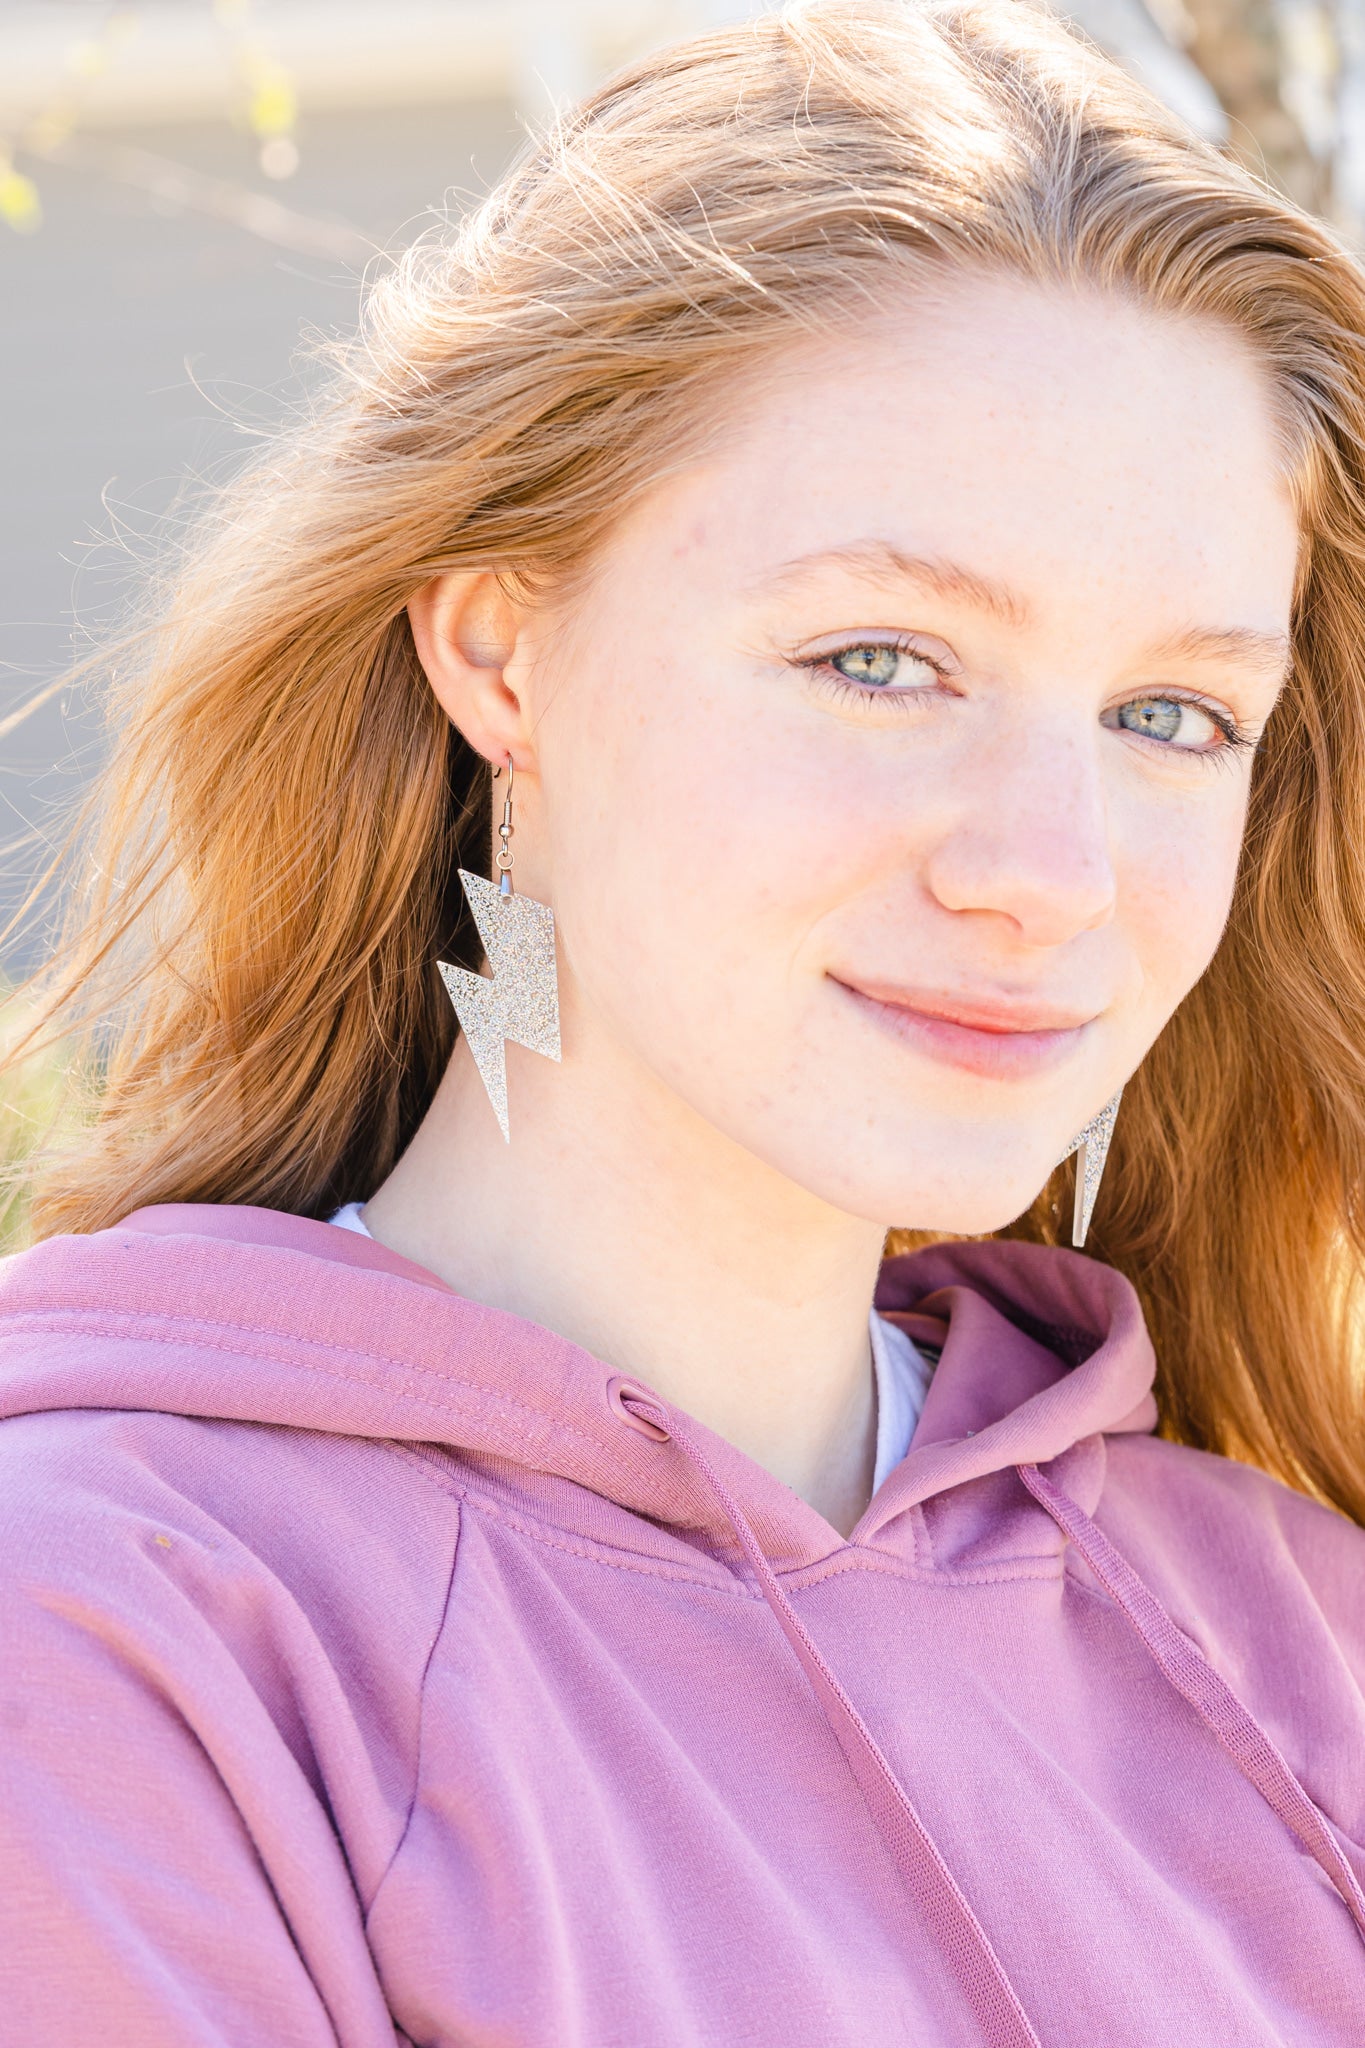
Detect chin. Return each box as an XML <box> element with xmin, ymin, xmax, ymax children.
<box><xmin>843</xmin><ymin>1146</ymin><xmax>1055</xmax><ymax>1236</ymax></box>
<box><xmin>803</xmin><ymin>1150</ymin><xmax>1048</xmax><ymax>1238</ymax></box>
<box><xmin>896</xmin><ymin>1197</ymin><xmax>1042</xmax><ymax>1238</ymax></box>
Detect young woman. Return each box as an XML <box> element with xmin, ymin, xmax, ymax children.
<box><xmin>2</xmin><ymin>1</ymin><xmax>1364</xmax><ymax>2041</ymax></box>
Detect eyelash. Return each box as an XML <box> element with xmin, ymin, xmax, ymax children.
<box><xmin>1102</xmin><ymin>693</ymin><xmax>1258</xmax><ymax>765</ymax></box>
<box><xmin>795</xmin><ymin>639</ymin><xmax>1258</xmax><ymax>762</ymax></box>
<box><xmin>795</xmin><ymin>637</ymin><xmax>950</xmax><ymax>712</ymax></box>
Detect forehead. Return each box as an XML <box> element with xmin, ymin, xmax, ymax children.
<box><xmin>621</xmin><ymin>271</ymin><xmax>1300</xmax><ymax>644</ymax></box>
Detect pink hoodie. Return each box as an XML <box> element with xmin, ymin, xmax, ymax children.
<box><xmin>0</xmin><ymin>1203</ymin><xmax>1362</xmax><ymax>2046</ymax></box>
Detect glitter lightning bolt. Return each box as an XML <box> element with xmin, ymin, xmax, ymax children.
<box><xmin>439</xmin><ymin>870</ymin><xmax>561</xmax><ymax>1142</ymax></box>
<box><xmin>1061</xmin><ymin>1088</ymin><xmax>1122</xmax><ymax>1249</ymax></box>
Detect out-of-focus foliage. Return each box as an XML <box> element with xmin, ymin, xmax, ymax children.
<box><xmin>0</xmin><ymin>157</ymin><xmax>41</xmax><ymax>231</ymax></box>
<box><xmin>3</xmin><ymin>4</ymin><xmax>1363</xmax><ymax>233</ymax></box>
<box><xmin>4</xmin><ymin>0</ymin><xmax>305</xmax><ymax>238</ymax></box>
<box><xmin>1145</xmin><ymin>0</ymin><xmax>1365</xmax><ymax>227</ymax></box>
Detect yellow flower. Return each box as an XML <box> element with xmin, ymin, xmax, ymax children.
<box><xmin>0</xmin><ymin>168</ymin><xmax>41</xmax><ymax>233</ymax></box>
<box><xmin>249</xmin><ymin>69</ymin><xmax>297</xmax><ymax>139</ymax></box>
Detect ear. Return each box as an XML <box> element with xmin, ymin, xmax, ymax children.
<box><xmin>407</xmin><ymin>571</ymin><xmax>533</xmax><ymax>770</ymax></box>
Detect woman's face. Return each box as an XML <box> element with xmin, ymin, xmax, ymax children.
<box><xmin>512</xmin><ymin>272</ymin><xmax>1298</xmax><ymax>1232</ymax></box>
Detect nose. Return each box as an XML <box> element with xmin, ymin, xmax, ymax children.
<box><xmin>923</xmin><ymin>720</ymin><xmax>1117</xmax><ymax>948</ymax></box>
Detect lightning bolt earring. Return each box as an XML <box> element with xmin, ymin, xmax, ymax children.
<box><xmin>1061</xmin><ymin>1089</ymin><xmax>1122</xmax><ymax>1249</ymax></box>
<box><xmin>439</xmin><ymin>755</ymin><xmax>561</xmax><ymax>1141</ymax></box>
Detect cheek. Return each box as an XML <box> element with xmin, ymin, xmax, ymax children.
<box><xmin>542</xmin><ymin>644</ymin><xmax>856</xmax><ymax>1052</ymax></box>
<box><xmin>1118</xmin><ymin>784</ymin><xmax>1249</xmax><ymax>1012</ymax></box>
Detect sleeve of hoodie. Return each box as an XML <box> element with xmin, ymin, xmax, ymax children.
<box><xmin>0</xmin><ymin>1409</ymin><xmax>439</xmax><ymax>2048</ymax></box>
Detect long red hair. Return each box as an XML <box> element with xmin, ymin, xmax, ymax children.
<box><xmin>10</xmin><ymin>0</ymin><xmax>1365</xmax><ymax>1521</ymax></box>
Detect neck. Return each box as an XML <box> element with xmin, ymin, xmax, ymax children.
<box><xmin>364</xmin><ymin>1032</ymin><xmax>887</xmax><ymax>1535</ymax></box>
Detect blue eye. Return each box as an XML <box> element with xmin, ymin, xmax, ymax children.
<box><xmin>1105</xmin><ymin>695</ymin><xmax>1227</xmax><ymax>749</ymax></box>
<box><xmin>827</xmin><ymin>644</ymin><xmax>939</xmax><ymax>690</ymax></box>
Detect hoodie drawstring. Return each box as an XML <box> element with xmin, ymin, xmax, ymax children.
<box><xmin>611</xmin><ymin>1377</ymin><xmax>1365</xmax><ymax>2043</ymax></box>
<box><xmin>1016</xmin><ymin>1460</ymin><xmax>1365</xmax><ymax>1944</ymax></box>
<box><xmin>609</xmin><ymin>1378</ymin><xmax>1042</xmax><ymax>2048</ymax></box>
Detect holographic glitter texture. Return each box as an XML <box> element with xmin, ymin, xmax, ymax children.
<box><xmin>439</xmin><ymin>870</ymin><xmax>561</xmax><ymax>1142</ymax></box>
<box><xmin>1064</xmin><ymin>1089</ymin><xmax>1122</xmax><ymax>1249</ymax></box>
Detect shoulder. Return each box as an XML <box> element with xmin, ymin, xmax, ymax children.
<box><xmin>1103</xmin><ymin>1428</ymin><xmax>1365</xmax><ymax>1622</ymax></box>
<box><xmin>0</xmin><ymin>1402</ymin><xmax>462</xmax><ymax>1729</ymax></box>
<box><xmin>0</xmin><ymin>1220</ymin><xmax>465</xmax><ymax>1645</ymax></box>
<box><xmin>1099</xmin><ymin>1431</ymin><xmax>1365</xmax><ymax>1833</ymax></box>
<box><xmin>0</xmin><ymin>1408</ymin><xmax>428</xmax><ymax>2038</ymax></box>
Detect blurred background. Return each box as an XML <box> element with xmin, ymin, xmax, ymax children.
<box><xmin>5</xmin><ymin>0</ymin><xmax>1365</xmax><ymax>974</ymax></box>
<box><xmin>1</xmin><ymin>0</ymin><xmax>1364</xmax><ymax>1215</ymax></box>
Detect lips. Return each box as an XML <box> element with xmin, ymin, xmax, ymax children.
<box><xmin>830</xmin><ymin>975</ymin><xmax>1096</xmax><ymax>1080</ymax></box>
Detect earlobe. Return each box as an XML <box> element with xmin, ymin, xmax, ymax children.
<box><xmin>407</xmin><ymin>570</ymin><xmax>529</xmax><ymax>766</ymax></box>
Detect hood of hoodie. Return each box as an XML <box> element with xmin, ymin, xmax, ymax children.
<box><xmin>5</xmin><ymin>1203</ymin><xmax>1365</xmax><ymax>2048</ymax></box>
<box><xmin>0</xmin><ymin>1203</ymin><xmax>1157</xmax><ymax>1569</ymax></box>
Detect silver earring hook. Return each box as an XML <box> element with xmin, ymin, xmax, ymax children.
<box><xmin>493</xmin><ymin>752</ymin><xmax>515</xmax><ymax>896</ymax></box>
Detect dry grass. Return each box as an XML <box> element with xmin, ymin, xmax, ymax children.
<box><xmin>0</xmin><ymin>988</ymin><xmax>71</xmax><ymax>1254</ymax></box>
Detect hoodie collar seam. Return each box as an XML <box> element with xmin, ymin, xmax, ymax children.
<box><xmin>780</xmin><ymin>1549</ymin><xmax>1067</xmax><ymax>1592</ymax></box>
<box><xmin>449</xmin><ymin>1482</ymin><xmax>770</xmax><ymax>1597</ymax></box>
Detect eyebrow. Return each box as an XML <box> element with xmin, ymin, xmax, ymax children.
<box><xmin>1141</xmin><ymin>622</ymin><xmax>1293</xmax><ymax>682</ymax></box>
<box><xmin>752</xmin><ymin>540</ymin><xmax>1031</xmax><ymax>628</ymax></box>
<box><xmin>753</xmin><ymin>537</ymin><xmax>1293</xmax><ymax>679</ymax></box>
